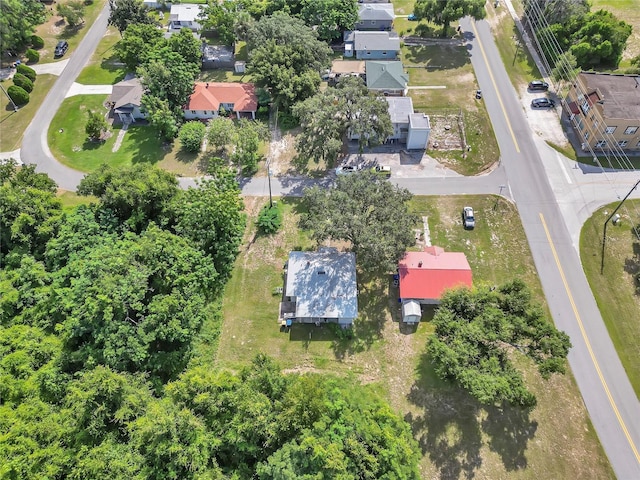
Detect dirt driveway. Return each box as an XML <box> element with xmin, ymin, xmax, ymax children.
<box><xmin>517</xmin><ymin>85</ymin><xmax>570</xmax><ymax>148</ymax></box>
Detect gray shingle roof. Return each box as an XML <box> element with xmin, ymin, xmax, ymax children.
<box><xmin>109</xmin><ymin>77</ymin><xmax>143</xmax><ymax>109</ymax></box>
<box><xmin>578</xmin><ymin>72</ymin><xmax>640</xmax><ymax>120</ymax></box>
<box><xmin>358</xmin><ymin>3</ymin><xmax>395</xmax><ymax>21</ymax></box>
<box><xmin>353</xmin><ymin>31</ymin><xmax>400</xmax><ymax>51</ymax></box>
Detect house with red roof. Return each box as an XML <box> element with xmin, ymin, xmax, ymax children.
<box><xmin>183</xmin><ymin>82</ymin><xmax>258</xmax><ymax>120</ymax></box>
<box><xmin>397</xmin><ymin>246</ymin><xmax>473</xmax><ymax>323</ymax></box>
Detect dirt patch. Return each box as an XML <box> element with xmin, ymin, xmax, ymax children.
<box><xmin>428</xmin><ymin>114</ymin><xmax>465</xmax><ymax>150</ymax></box>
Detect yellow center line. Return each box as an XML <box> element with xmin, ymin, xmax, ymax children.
<box><xmin>539</xmin><ymin>213</ymin><xmax>640</xmax><ymax>464</ymax></box>
<box><xmin>470</xmin><ymin>21</ymin><xmax>520</xmax><ymax>153</ymax></box>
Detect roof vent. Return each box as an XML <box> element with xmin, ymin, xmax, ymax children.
<box><xmin>418</xmin><ymin>261</ymin><xmax>423</xmax><ymax>267</ymax></box>
<box><xmin>318</xmin><ymin>270</ymin><xmax>326</xmax><ymax>275</ymax></box>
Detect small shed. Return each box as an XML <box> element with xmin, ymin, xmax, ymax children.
<box><xmin>234</xmin><ymin>61</ymin><xmax>246</xmax><ymax>74</ymax></box>
<box><xmin>402</xmin><ymin>300</ymin><xmax>421</xmax><ymax>324</ymax></box>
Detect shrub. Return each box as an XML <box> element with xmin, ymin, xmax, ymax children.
<box><xmin>16</xmin><ymin>64</ymin><xmax>37</xmax><ymax>82</ymax></box>
<box><xmin>85</xmin><ymin>110</ymin><xmax>109</xmax><ymax>140</ymax></box>
<box><xmin>26</xmin><ymin>49</ymin><xmax>40</xmax><ymax>63</ymax></box>
<box><xmin>7</xmin><ymin>85</ymin><xmax>30</xmax><ymax>106</ymax></box>
<box><xmin>178</xmin><ymin>121</ymin><xmax>206</xmax><ymax>153</ymax></box>
<box><xmin>30</xmin><ymin>35</ymin><xmax>44</xmax><ymax>49</ymax></box>
<box><xmin>12</xmin><ymin>73</ymin><xmax>34</xmax><ymax>93</ymax></box>
<box><xmin>256</xmin><ymin>203</ymin><xmax>282</xmax><ymax>234</ymax></box>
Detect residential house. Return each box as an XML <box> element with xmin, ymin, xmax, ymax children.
<box><xmin>356</xmin><ymin>3</ymin><xmax>394</xmax><ymax>30</ymax></box>
<box><xmin>168</xmin><ymin>3</ymin><xmax>203</xmax><ymax>31</ymax></box>
<box><xmin>280</xmin><ymin>248</ymin><xmax>358</xmax><ymax>327</ymax></box>
<box><xmin>397</xmin><ymin>246</ymin><xmax>473</xmax><ymax>323</ymax></box>
<box><xmin>328</xmin><ymin>60</ymin><xmax>366</xmax><ymax>85</ymax></box>
<box><xmin>184</xmin><ymin>82</ymin><xmax>258</xmax><ymax>120</ymax></box>
<box><xmin>385</xmin><ymin>97</ymin><xmax>431</xmax><ymax>149</ymax></box>
<box><xmin>344</xmin><ymin>31</ymin><xmax>400</xmax><ymax>60</ymax></box>
<box><xmin>365</xmin><ymin>60</ymin><xmax>408</xmax><ymax>96</ymax></box>
<box><xmin>107</xmin><ymin>77</ymin><xmax>146</xmax><ymax>124</ymax></box>
<box><xmin>566</xmin><ymin>72</ymin><xmax>640</xmax><ymax>153</ymax></box>
<box><xmin>202</xmin><ymin>44</ymin><xmax>235</xmax><ymax>69</ymax></box>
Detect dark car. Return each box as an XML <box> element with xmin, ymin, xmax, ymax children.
<box><xmin>462</xmin><ymin>206</ymin><xmax>475</xmax><ymax>229</ymax></box>
<box><xmin>475</xmin><ymin>90</ymin><xmax>482</xmax><ymax>99</ymax></box>
<box><xmin>54</xmin><ymin>40</ymin><xmax>69</xmax><ymax>57</ymax></box>
<box><xmin>531</xmin><ymin>98</ymin><xmax>555</xmax><ymax>108</ymax></box>
<box><xmin>528</xmin><ymin>80</ymin><xmax>549</xmax><ymax>91</ymax></box>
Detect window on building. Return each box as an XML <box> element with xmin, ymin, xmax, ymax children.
<box><xmin>581</xmin><ymin>100</ymin><xmax>590</xmax><ymax>114</ymax></box>
<box><xmin>618</xmin><ymin>140</ymin><xmax>628</xmax><ymax>147</ymax></box>
<box><xmin>605</xmin><ymin>126</ymin><xmax>616</xmax><ymax>134</ymax></box>
<box><xmin>371</xmin><ymin>21</ymin><xmax>376</xmax><ymax>24</ymax></box>
<box><xmin>624</xmin><ymin>126</ymin><xmax>638</xmax><ymax>135</ymax></box>
<box><xmin>584</xmin><ymin>131</ymin><xmax>590</xmax><ymax>140</ymax></box>
<box><xmin>593</xmin><ymin>120</ymin><xmax>599</xmax><ymax>130</ymax></box>
<box><xmin>191</xmin><ymin>110</ymin><xmax>196</xmax><ymax>114</ymax></box>
<box><xmin>595</xmin><ymin>140</ymin><xmax>607</xmax><ymax>148</ymax></box>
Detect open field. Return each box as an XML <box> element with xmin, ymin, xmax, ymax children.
<box><xmin>581</xmin><ymin>200</ymin><xmax>640</xmax><ymax>397</ymax></box>
<box><xmin>402</xmin><ymin>43</ymin><xmax>499</xmax><ymax>175</ymax></box>
<box><xmin>48</xmin><ymin>94</ymin><xmax>203</xmax><ymax>175</ymax></box>
<box><xmin>76</xmin><ymin>26</ymin><xmax>126</xmax><ymax>85</ymax></box>
<box><xmin>215</xmin><ymin>194</ymin><xmax>612</xmax><ymax>479</ymax></box>
<box><xmin>0</xmin><ymin>74</ymin><xmax>57</xmax><ymax>152</ymax></box>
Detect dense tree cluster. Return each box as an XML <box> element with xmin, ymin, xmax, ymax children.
<box><xmin>293</xmin><ymin>76</ymin><xmax>393</xmax><ymax>164</ymax></box>
<box><xmin>414</xmin><ymin>0</ymin><xmax>486</xmax><ymax>37</ymax></box>
<box><xmin>428</xmin><ymin>281</ymin><xmax>571</xmax><ymax>408</ymax></box>
<box><xmin>301</xmin><ymin>171</ymin><xmax>418</xmax><ymax>273</ymax></box>
<box><xmin>0</xmin><ymin>163</ymin><xmax>419</xmax><ymax>476</ymax></box>
<box><xmin>527</xmin><ymin>1</ymin><xmax>632</xmax><ymax>69</ymax></box>
<box><xmin>0</xmin><ymin>0</ymin><xmax>46</xmax><ymax>53</ymax></box>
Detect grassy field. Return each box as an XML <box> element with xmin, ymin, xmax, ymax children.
<box><xmin>32</xmin><ymin>0</ymin><xmax>108</xmax><ymax>64</ymax></box>
<box><xmin>402</xmin><ymin>44</ymin><xmax>500</xmax><ymax>175</ymax></box>
<box><xmin>580</xmin><ymin>201</ymin><xmax>640</xmax><ymax>397</ymax></box>
<box><xmin>76</xmin><ymin>26</ymin><xmax>126</xmax><ymax>85</ymax></box>
<box><xmin>215</xmin><ymin>194</ymin><xmax>613</xmax><ymax>479</ymax></box>
<box><xmin>0</xmin><ymin>74</ymin><xmax>57</xmax><ymax>152</ymax></box>
<box><xmin>48</xmin><ymin>94</ymin><xmax>202</xmax><ymax>175</ymax></box>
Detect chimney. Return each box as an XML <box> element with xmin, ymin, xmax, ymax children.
<box><xmin>206</xmin><ymin>82</ymin><xmax>209</xmax><ymax>88</ymax></box>
<box><xmin>418</xmin><ymin>261</ymin><xmax>423</xmax><ymax>267</ymax></box>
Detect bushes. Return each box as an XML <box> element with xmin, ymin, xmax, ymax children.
<box><xmin>12</xmin><ymin>73</ymin><xmax>34</xmax><ymax>93</ymax></box>
<box><xmin>178</xmin><ymin>121</ymin><xmax>206</xmax><ymax>153</ymax></box>
<box><xmin>30</xmin><ymin>35</ymin><xmax>44</xmax><ymax>49</ymax></box>
<box><xmin>7</xmin><ymin>86</ymin><xmax>30</xmax><ymax>106</ymax></box>
<box><xmin>16</xmin><ymin>64</ymin><xmax>37</xmax><ymax>82</ymax></box>
<box><xmin>256</xmin><ymin>203</ymin><xmax>282</xmax><ymax>234</ymax></box>
<box><xmin>26</xmin><ymin>49</ymin><xmax>40</xmax><ymax>63</ymax></box>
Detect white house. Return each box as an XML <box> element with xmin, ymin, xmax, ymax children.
<box><xmin>168</xmin><ymin>3</ymin><xmax>203</xmax><ymax>31</ymax></box>
<box><xmin>386</xmin><ymin>97</ymin><xmax>431</xmax><ymax>149</ymax></box>
<box><xmin>183</xmin><ymin>82</ymin><xmax>258</xmax><ymax>120</ymax></box>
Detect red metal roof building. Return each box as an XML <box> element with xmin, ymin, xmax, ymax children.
<box><xmin>398</xmin><ymin>246</ymin><xmax>472</xmax><ymax>303</ymax></box>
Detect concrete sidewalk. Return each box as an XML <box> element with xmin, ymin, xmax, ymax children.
<box><xmin>65</xmin><ymin>82</ymin><xmax>113</xmax><ymax>97</ymax></box>
<box><xmin>32</xmin><ymin>59</ymin><xmax>70</xmax><ymax>76</ymax></box>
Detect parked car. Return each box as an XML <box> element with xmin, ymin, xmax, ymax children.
<box><xmin>54</xmin><ymin>40</ymin><xmax>69</xmax><ymax>57</ymax></box>
<box><xmin>371</xmin><ymin>165</ymin><xmax>391</xmax><ymax>176</ymax></box>
<box><xmin>475</xmin><ymin>89</ymin><xmax>482</xmax><ymax>99</ymax></box>
<box><xmin>528</xmin><ymin>80</ymin><xmax>549</xmax><ymax>91</ymax></box>
<box><xmin>531</xmin><ymin>98</ymin><xmax>556</xmax><ymax>108</ymax></box>
<box><xmin>408</xmin><ymin>13</ymin><xmax>417</xmax><ymax>21</ymax></box>
<box><xmin>336</xmin><ymin>165</ymin><xmax>360</xmax><ymax>175</ymax></box>
<box><xmin>462</xmin><ymin>206</ymin><xmax>475</xmax><ymax>229</ymax></box>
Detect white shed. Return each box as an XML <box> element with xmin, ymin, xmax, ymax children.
<box><xmin>402</xmin><ymin>300</ymin><xmax>422</xmax><ymax>324</ymax></box>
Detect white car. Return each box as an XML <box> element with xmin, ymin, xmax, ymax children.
<box><xmin>335</xmin><ymin>165</ymin><xmax>360</xmax><ymax>175</ymax></box>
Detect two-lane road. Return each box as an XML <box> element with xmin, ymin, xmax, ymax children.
<box><xmin>21</xmin><ymin>2</ymin><xmax>110</xmax><ymax>190</ymax></box>
<box><xmin>463</xmin><ymin>17</ymin><xmax>640</xmax><ymax>478</ymax></box>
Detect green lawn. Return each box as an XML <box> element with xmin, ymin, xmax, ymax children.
<box><xmin>215</xmin><ymin>194</ymin><xmax>613</xmax><ymax>479</ymax></box>
<box><xmin>76</xmin><ymin>26</ymin><xmax>126</xmax><ymax>85</ymax></box>
<box><xmin>33</xmin><ymin>0</ymin><xmax>108</xmax><ymax>64</ymax></box>
<box><xmin>48</xmin><ymin>94</ymin><xmax>202</xmax><ymax>175</ymax></box>
<box><xmin>402</xmin><ymin>44</ymin><xmax>500</xmax><ymax>175</ymax></box>
<box><xmin>0</xmin><ymin>74</ymin><xmax>57</xmax><ymax>152</ymax></box>
<box><xmin>580</xmin><ymin>200</ymin><xmax>640</xmax><ymax>397</ymax></box>
<box><xmin>57</xmin><ymin>191</ymin><xmax>98</xmax><ymax>211</ymax></box>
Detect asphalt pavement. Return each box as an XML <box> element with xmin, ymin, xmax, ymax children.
<box><xmin>463</xmin><ymin>17</ymin><xmax>640</xmax><ymax>479</ymax></box>
<box><xmin>20</xmin><ymin>2</ymin><xmax>110</xmax><ymax>190</ymax></box>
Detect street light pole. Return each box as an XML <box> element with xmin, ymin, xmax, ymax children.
<box><xmin>267</xmin><ymin>166</ymin><xmax>273</xmax><ymax>208</ymax></box>
<box><xmin>600</xmin><ymin>179</ymin><xmax>640</xmax><ymax>274</ymax></box>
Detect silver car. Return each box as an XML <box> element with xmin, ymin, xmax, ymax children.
<box><xmin>462</xmin><ymin>206</ymin><xmax>475</xmax><ymax>229</ymax></box>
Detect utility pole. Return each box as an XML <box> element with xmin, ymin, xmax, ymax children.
<box><xmin>601</xmin><ymin>179</ymin><xmax>640</xmax><ymax>274</ymax></box>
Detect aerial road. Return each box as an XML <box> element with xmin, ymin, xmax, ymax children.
<box><xmin>461</xmin><ymin>16</ymin><xmax>640</xmax><ymax>479</ymax></box>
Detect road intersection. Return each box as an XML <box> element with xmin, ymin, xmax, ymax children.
<box><xmin>10</xmin><ymin>3</ymin><xmax>640</xmax><ymax>477</ymax></box>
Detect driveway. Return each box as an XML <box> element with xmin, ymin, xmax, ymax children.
<box><xmin>32</xmin><ymin>59</ymin><xmax>70</xmax><ymax>76</ymax></box>
<box><xmin>65</xmin><ymin>82</ymin><xmax>113</xmax><ymax>97</ymax></box>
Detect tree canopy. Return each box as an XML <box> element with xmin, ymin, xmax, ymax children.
<box><xmin>299</xmin><ymin>0</ymin><xmax>358</xmax><ymax>42</ymax></box>
<box><xmin>414</xmin><ymin>0</ymin><xmax>486</xmax><ymax>37</ymax></box>
<box><xmin>294</xmin><ymin>76</ymin><xmax>393</xmax><ymax>164</ymax></box>
<box><xmin>0</xmin><ymin>0</ymin><xmax>46</xmax><ymax>52</ymax></box>
<box><xmin>300</xmin><ymin>172</ymin><xmax>417</xmax><ymax>272</ymax></box>
<box><xmin>107</xmin><ymin>0</ymin><xmax>156</xmax><ymax>34</ymax></box>
<box><xmin>428</xmin><ymin>281</ymin><xmax>571</xmax><ymax>408</ymax></box>
<box><xmin>247</xmin><ymin>12</ymin><xmax>331</xmax><ymax>110</ymax></box>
